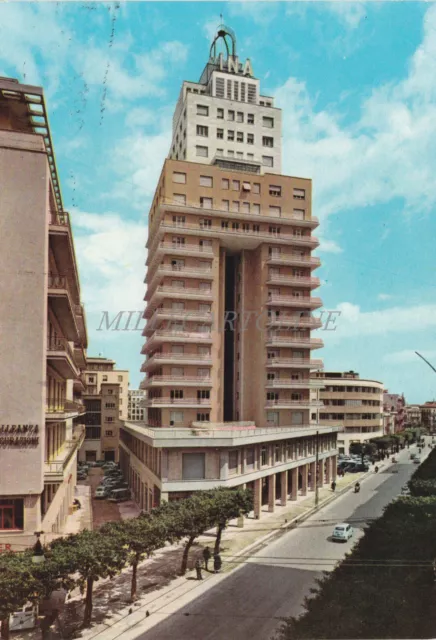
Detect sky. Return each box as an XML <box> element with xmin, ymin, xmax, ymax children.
<box><xmin>1</xmin><ymin>1</ymin><xmax>436</xmax><ymax>403</ymax></box>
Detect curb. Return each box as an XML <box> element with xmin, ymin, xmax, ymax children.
<box><xmin>224</xmin><ymin>465</ymin><xmax>382</xmax><ymax>566</ymax></box>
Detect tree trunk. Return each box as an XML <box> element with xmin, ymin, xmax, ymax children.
<box><xmin>214</xmin><ymin>525</ymin><xmax>224</xmax><ymax>555</ymax></box>
<box><xmin>131</xmin><ymin>557</ymin><xmax>139</xmax><ymax>602</ymax></box>
<box><xmin>82</xmin><ymin>576</ymin><xmax>94</xmax><ymax>628</ymax></box>
<box><xmin>180</xmin><ymin>537</ymin><xmax>195</xmax><ymax>576</ymax></box>
<box><xmin>1</xmin><ymin>616</ymin><xmax>10</xmax><ymax>640</ymax></box>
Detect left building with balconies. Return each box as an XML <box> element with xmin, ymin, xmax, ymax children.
<box><xmin>0</xmin><ymin>77</ymin><xmax>88</xmax><ymax>549</ymax></box>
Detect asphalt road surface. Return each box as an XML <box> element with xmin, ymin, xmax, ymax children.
<box><xmin>140</xmin><ymin>440</ymin><xmax>431</xmax><ymax>640</ymax></box>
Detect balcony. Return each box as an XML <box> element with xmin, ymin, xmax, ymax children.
<box><xmin>266</xmin><ymin>358</ymin><xmax>324</xmax><ymax>369</ymax></box>
<box><xmin>267</xmin><ymin>295</ymin><xmax>323</xmax><ymax>309</ymax></box>
<box><xmin>75</xmin><ymin>304</ymin><xmax>88</xmax><ymax>349</ymax></box>
<box><xmin>47</xmin><ymin>338</ymin><xmax>80</xmax><ymax>379</ymax></box>
<box><xmin>267</xmin><ymin>316</ymin><xmax>323</xmax><ymax>329</ymax></box>
<box><xmin>144</xmin><ymin>308</ymin><xmax>212</xmax><ymax>334</ymax></box>
<box><xmin>266</xmin><ymin>274</ymin><xmax>320</xmax><ymax>289</ymax></box>
<box><xmin>142</xmin><ymin>352</ymin><xmax>213</xmax><ymax>370</ymax></box>
<box><xmin>145</xmin><ymin>286</ymin><xmax>213</xmax><ymax>315</ymax></box>
<box><xmin>147</xmin><ymin>263</ymin><xmax>213</xmax><ymax>297</ymax></box>
<box><xmin>267</xmin><ymin>255</ymin><xmax>321</xmax><ymax>269</ymax></box>
<box><xmin>266</xmin><ymin>336</ymin><xmax>324</xmax><ymax>350</ymax></box>
<box><xmin>143</xmin><ymin>376</ymin><xmax>212</xmax><ymax>388</ymax></box>
<box><xmin>266</xmin><ymin>379</ymin><xmax>312</xmax><ymax>389</ymax></box>
<box><xmin>48</xmin><ymin>214</ymin><xmax>81</xmax><ymax>308</ymax></box>
<box><xmin>141</xmin><ymin>331</ymin><xmax>213</xmax><ymax>354</ymax></box>
<box><xmin>44</xmin><ymin>424</ymin><xmax>85</xmax><ymax>481</ymax></box>
<box><xmin>151</xmin><ymin>198</ymin><xmax>320</xmax><ymax>237</ymax></box>
<box><xmin>145</xmin><ymin>397</ymin><xmax>212</xmax><ymax>408</ymax></box>
<box><xmin>45</xmin><ymin>399</ymin><xmax>85</xmax><ymax>421</ymax></box>
<box><xmin>150</xmin><ymin>242</ymin><xmax>214</xmax><ymax>264</ymax></box>
<box><xmin>150</xmin><ymin>221</ymin><xmax>319</xmax><ymax>255</ymax></box>
<box><xmin>264</xmin><ymin>399</ymin><xmax>313</xmax><ymax>409</ymax></box>
<box><xmin>47</xmin><ymin>275</ymin><xmax>80</xmax><ymax>342</ymax></box>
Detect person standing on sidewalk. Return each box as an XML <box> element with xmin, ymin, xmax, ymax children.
<box><xmin>331</xmin><ymin>480</ymin><xmax>336</xmax><ymax>492</ymax></box>
<box><xmin>203</xmin><ymin>547</ymin><xmax>211</xmax><ymax>571</ymax></box>
<box><xmin>195</xmin><ymin>559</ymin><xmax>203</xmax><ymax>580</ymax></box>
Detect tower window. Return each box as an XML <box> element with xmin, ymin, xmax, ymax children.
<box><xmin>197</xmin><ymin>105</ymin><xmax>209</xmax><ymax>116</ymax></box>
<box><xmin>263</xmin><ymin>136</ymin><xmax>274</xmax><ymax>147</ymax></box>
<box><xmin>197</xmin><ymin>125</ymin><xmax>209</xmax><ymax>137</ymax></box>
<box><xmin>196</xmin><ymin>146</ymin><xmax>208</xmax><ymax>158</ymax></box>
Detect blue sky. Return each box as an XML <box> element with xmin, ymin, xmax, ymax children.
<box><xmin>2</xmin><ymin>1</ymin><xmax>436</xmax><ymax>402</ymax></box>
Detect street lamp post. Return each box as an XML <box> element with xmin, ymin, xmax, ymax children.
<box><xmin>32</xmin><ymin>531</ymin><xmax>45</xmax><ymax>564</ymax></box>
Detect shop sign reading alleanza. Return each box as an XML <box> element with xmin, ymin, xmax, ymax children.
<box><xmin>0</xmin><ymin>424</ymin><xmax>39</xmax><ymax>446</ymax></box>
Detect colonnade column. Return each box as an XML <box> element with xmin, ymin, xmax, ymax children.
<box><xmin>309</xmin><ymin>461</ymin><xmax>316</xmax><ymax>491</ymax></box>
<box><xmin>319</xmin><ymin>459</ymin><xmax>325</xmax><ymax>486</ymax></box>
<box><xmin>325</xmin><ymin>457</ymin><xmax>331</xmax><ymax>484</ymax></box>
<box><xmin>268</xmin><ymin>474</ymin><xmax>276</xmax><ymax>512</ymax></box>
<box><xmin>254</xmin><ymin>478</ymin><xmax>261</xmax><ymax>519</ymax></box>
<box><xmin>291</xmin><ymin>467</ymin><xmax>298</xmax><ymax>500</ymax></box>
<box><xmin>332</xmin><ymin>455</ymin><xmax>338</xmax><ymax>481</ymax></box>
<box><xmin>280</xmin><ymin>470</ymin><xmax>288</xmax><ymax>506</ymax></box>
<box><xmin>301</xmin><ymin>464</ymin><xmax>308</xmax><ymax>496</ymax></box>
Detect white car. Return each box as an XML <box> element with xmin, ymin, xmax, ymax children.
<box><xmin>332</xmin><ymin>523</ymin><xmax>353</xmax><ymax>542</ymax></box>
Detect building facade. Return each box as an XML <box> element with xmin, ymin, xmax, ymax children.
<box><xmin>128</xmin><ymin>389</ymin><xmax>147</xmax><ymax>421</ymax></box>
<box><xmin>419</xmin><ymin>402</ymin><xmax>436</xmax><ymax>433</ymax></box>
<box><xmin>312</xmin><ymin>371</ymin><xmax>384</xmax><ymax>453</ymax></box>
<box><xmin>404</xmin><ymin>404</ymin><xmax>421</xmax><ymax>428</ymax></box>
<box><xmin>121</xmin><ymin>25</ymin><xmax>338</xmax><ymax>514</ymax></box>
<box><xmin>383</xmin><ymin>392</ymin><xmax>406</xmax><ymax>434</ymax></box>
<box><xmin>79</xmin><ymin>357</ymin><xmax>129</xmax><ymax>463</ymax></box>
<box><xmin>0</xmin><ymin>77</ymin><xmax>88</xmax><ymax>549</ymax></box>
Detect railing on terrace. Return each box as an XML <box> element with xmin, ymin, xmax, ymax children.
<box><xmin>145</xmin><ymin>397</ymin><xmax>212</xmax><ymax>405</ymax></box>
<box><xmin>145</xmin><ymin>376</ymin><xmax>212</xmax><ymax>384</ymax></box>
<box><xmin>267</xmin><ymin>255</ymin><xmax>321</xmax><ymax>267</ymax></box>
<box><xmin>47</xmin><ymin>337</ymin><xmax>76</xmax><ymax>361</ymax></box>
<box><xmin>267</xmin><ymin>274</ymin><xmax>320</xmax><ymax>287</ymax></box>
<box><xmin>267</xmin><ymin>295</ymin><xmax>323</xmax><ymax>307</ymax></box>
<box><xmin>49</xmin><ymin>211</ymin><xmax>70</xmax><ymax>226</ymax></box>
<box><xmin>266</xmin><ymin>336</ymin><xmax>324</xmax><ymax>347</ymax></box>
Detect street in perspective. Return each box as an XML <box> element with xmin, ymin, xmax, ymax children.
<box><xmin>1</xmin><ymin>3</ymin><xmax>436</xmax><ymax>640</ymax></box>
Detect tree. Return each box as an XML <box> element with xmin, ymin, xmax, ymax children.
<box><xmin>349</xmin><ymin>442</ymin><xmax>377</xmax><ymax>465</ymax></box>
<box><xmin>154</xmin><ymin>495</ymin><xmax>216</xmax><ymax>576</ymax></box>
<box><xmin>55</xmin><ymin>530</ymin><xmax>128</xmax><ymax>628</ymax></box>
<box><xmin>0</xmin><ymin>552</ymin><xmax>38</xmax><ymax>640</ymax></box>
<box><xmin>204</xmin><ymin>488</ymin><xmax>253</xmax><ymax>554</ymax></box>
<box><xmin>101</xmin><ymin>517</ymin><xmax>167</xmax><ymax>602</ymax></box>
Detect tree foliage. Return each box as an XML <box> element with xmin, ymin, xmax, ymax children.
<box><xmin>0</xmin><ymin>553</ymin><xmax>38</xmax><ymax>640</ymax></box>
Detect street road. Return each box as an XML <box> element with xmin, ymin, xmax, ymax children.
<box><xmin>140</xmin><ymin>440</ymin><xmax>431</xmax><ymax>640</ymax></box>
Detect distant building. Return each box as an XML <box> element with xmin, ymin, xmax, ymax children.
<box><xmin>404</xmin><ymin>404</ymin><xmax>421</xmax><ymax>427</ymax></box>
<box><xmin>383</xmin><ymin>392</ymin><xmax>406</xmax><ymax>433</ymax></box>
<box><xmin>419</xmin><ymin>402</ymin><xmax>436</xmax><ymax>433</ymax></box>
<box><xmin>311</xmin><ymin>370</ymin><xmax>384</xmax><ymax>454</ymax></box>
<box><xmin>80</xmin><ymin>357</ymin><xmax>129</xmax><ymax>463</ymax></box>
<box><xmin>128</xmin><ymin>389</ymin><xmax>147</xmax><ymax>421</ymax></box>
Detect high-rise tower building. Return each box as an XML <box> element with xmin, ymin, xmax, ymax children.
<box><xmin>121</xmin><ymin>26</ymin><xmax>338</xmax><ymax>514</ymax></box>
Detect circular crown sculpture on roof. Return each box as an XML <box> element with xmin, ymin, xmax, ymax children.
<box><xmin>209</xmin><ymin>24</ymin><xmax>237</xmax><ymax>61</ymax></box>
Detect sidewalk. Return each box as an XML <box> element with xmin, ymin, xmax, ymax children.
<box><xmin>64</xmin><ymin>465</ymin><xmax>379</xmax><ymax>640</ymax></box>
<box><xmin>12</xmin><ymin>458</ymin><xmax>396</xmax><ymax>640</ymax></box>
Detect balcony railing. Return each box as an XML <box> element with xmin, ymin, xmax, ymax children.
<box><xmin>48</xmin><ymin>273</ymin><xmax>71</xmax><ymax>292</ymax></box>
<box><xmin>142</xmin><ymin>331</ymin><xmax>212</xmax><ymax>354</ymax></box>
<box><xmin>266</xmin><ymin>336</ymin><xmax>324</xmax><ymax>348</ymax></box>
<box><xmin>267</xmin><ymin>274</ymin><xmax>320</xmax><ymax>287</ymax></box>
<box><xmin>44</xmin><ymin>424</ymin><xmax>85</xmax><ymax>476</ymax></box>
<box><xmin>49</xmin><ymin>211</ymin><xmax>70</xmax><ymax>227</ymax></box>
<box><xmin>64</xmin><ymin>400</ymin><xmax>86</xmax><ymax>414</ymax></box>
<box><xmin>147</xmin><ymin>264</ymin><xmax>214</xmax><ymax>299</ymax></box>
<box><xmin>267</xmin><ymin>255</ymin><xmax>321</xmax><ymax>268</ymax></box>
<box><xmin>267</xmin><ymin>295</ymin><xmax>323</xmax><ymax>308</ymax></box>
<box><xmin>47</xmin><ymin>337</ymin><xmax>76</xmax><ymax>361</ymax></box>
<box><xmin>145</xmin><ymin>397</ymin><xmax>212</xmax><ymax>406</ymax></box>
<box><xmin>151</xmin><ymin>221</ymin><xmax>319</xmax><ymax>252</ymax></box>
<box><xmin>145</xmin><ymin>375</ymin><xmax>212</xmax><ymax>384</ymax></box>
<box><xmin>266</xmin><ymin>380</ymin><xmax>311</xmax><ymax>387</ymax></box>
<box><xmin>146</xmin><ymin>308</ymin><xmax>212</xmax><ymax>330</ymax></box>
<box><xmin>265</xmin><ymin>399</ymin><xmax>312</xmax><ymax>407</ymax></box>
<box><xmin>267</xmin><ymin>358</ymin><xmax>324</xmax><ymax>368</ymax></box>
<box><xmin>155</xmin><ymin>242</ymin><xmax>214</xmax><ymax>255</ymax></box>
<box><xmin>267</xmin><ymin>317</ymin><xmax>323</xmax><ymax>328</ymax></box>
<box><xmin>149</xmin><ymin>286</ymin><xmax>213</xmax><ymax>302</ymax></box>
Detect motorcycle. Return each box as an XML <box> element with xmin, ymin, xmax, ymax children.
<box><xmin>374</xmin><ymin>466</ymin><xmax>379</xmax><ymax>473</ymax></box>
<box><xmin>354</xmin><ymin>484</ymin><xmax>360</xmax><ymax>494</ymax></box>
<box><xmin>392</xmin><ymin>457</ymin><xmax>397</xmax><ymax>463</ymax></box>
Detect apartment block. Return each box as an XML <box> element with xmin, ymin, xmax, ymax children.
<box><xmin>312</xmin><ymin>371</ymin><xmax>384</xmax><ymax>453</ymax></box>
<box><xmin>404</xmin><ymin>405</ymin><xmax>421</xmax><ymax>427</ymax></box>
<box><xmin>0</xmin><ymin>77</ymin><xmax>88</xmax><ymax>548</ymax></box>
<box><xmin>128</xmin><ymin>389</ymin><xmax>147</xmax><ymax>421</ymax></box>
<box><xmin>383</xmin><ymin>392</ymin><xmax>406</xmax><ymax>434</ymax></box>
<box><xmin>79</xmin><ymin>357</ymin><xmax>129</xmax><ymax>463</ymax></box>
<box><xmin>121</xmin><ymin>25</ymin><xmax>338</xmax><ymax>514</ymax></box>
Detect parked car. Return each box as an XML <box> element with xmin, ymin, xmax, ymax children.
<box><xmin>332</xmin><ymin>523</ymin><xmax>353</xmax><ymax>542</ymax></box>
<box><xmin>77</xmin><ymin>471</ymin><xmax>87</xmax><ymax>481</ymax></box>
<box><xmin>410</xmin><ymin>452</ymin><xmax>416</xmax><ymax>460</ymax></box>
<box><xmin>108</xmin><ymin>488</ymin><xmax>131</xmax><ymax>502</ymax></box>
<box><xmin>413</xmin><ymin>457</ymin><xmax>421</xmax><ymax>464</ymax></box>
<box><xmin>95</xmin><ymin>486</ymin><xmax>110</xmax><ymax>499</ymax></box>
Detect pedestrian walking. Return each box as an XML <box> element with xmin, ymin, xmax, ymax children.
<box><xmin>203</xmin><ymin>547</ymin><xmax>211</xmax><ymax>571</ymax></box>
<box><xmin>213</xmin><ymin>553</ymin><xmax>222</xmax><ymax>574</ymax></box>
<box><xmin>195</xmin><ymin>559</ymin><xmax>203</xmax><ymax>580</ymax></box>
<box><xmin>331</xmin><ymin>481</ymin><xmax>336</xmax><ymax>492</ymax></box>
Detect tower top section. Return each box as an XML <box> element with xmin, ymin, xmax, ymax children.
<box><xmin>209</xmin><ymin>24</ymin><xmax>237</xmax><ymax>60</ymax></box>
<box><xmin>199</xmin><ymin>24</ymin><xmax>254</xmax><ymax>85</ymax></box>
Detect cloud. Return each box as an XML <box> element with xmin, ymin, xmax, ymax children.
<box><xmin>318</xmin><ymin>237</ymin><xmax>343</xmax><ymax>254</ymax></box>
<box><xmin>324</xmin><ymin>2</ymin><xmax>367</xmax><ymax>29</ymax></box>
<box><xmin>71</xmin><ymin>211</ymin><xmax>146</xmax><ymax>318</ymax></box>
<box><xmin>228</xmin><ymin>0</ymin><xmax>279</xmax><ymax>25</ymax></box>
<box><xmin>378</xmin><ymin>293</ymin><xmax>393</xmax><ymax>301</ymax></box>
<box><xmin>276</xmin><ymin>3</ymin><xmax>436</xmax><ymax>220</ymax></box>
<box><xmin>329</xmin><ymin>302</ymin><xmax>436</xmax><ymax>339</ymax></box>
